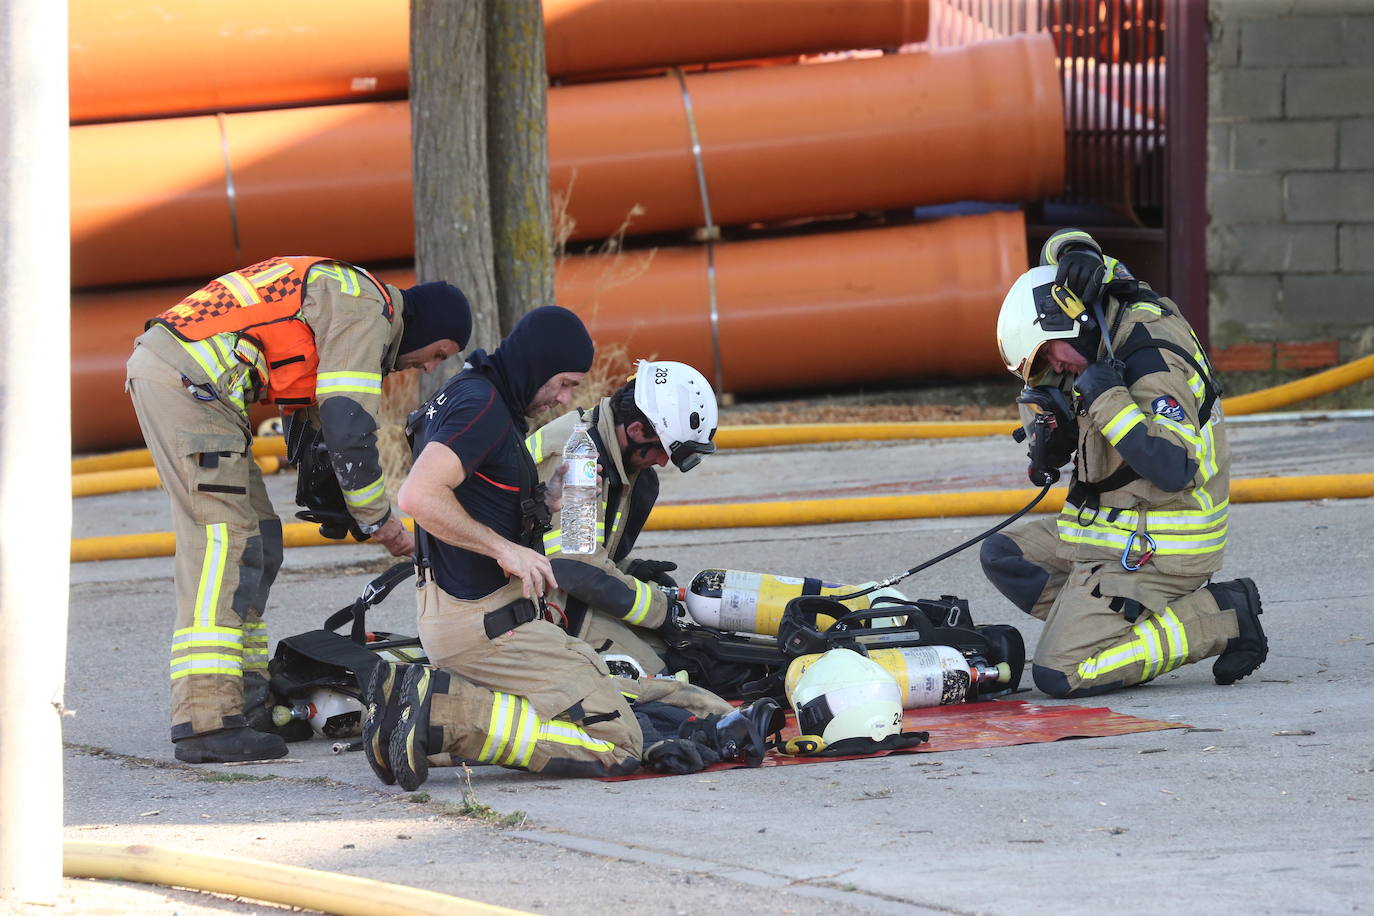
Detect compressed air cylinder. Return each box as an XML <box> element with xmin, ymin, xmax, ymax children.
<box><xmin>684</xmin><ymin>568</ymin><xmax>907</xmax><ymax>637</ymax></box>
<box><xmin>786</xmin><ymin>646</ymin><xmax>1011</xmax><ymax>709</ymax></box>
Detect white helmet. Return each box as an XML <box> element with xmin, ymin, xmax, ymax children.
<box><xmin>632</xmin><ymin>360</ymin><xmax>718</xmax><ymax>472</ymax></box>
<box><xmin>785</xmin><ymin>648</ymin><xmax>902</xmax><ymax>747</ymax></box>
<box><xmin>996</xmin><ymin>265</ymin><xmax>1087</xmax><ymax>384</ymax></box>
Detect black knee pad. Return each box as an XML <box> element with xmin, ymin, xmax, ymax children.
<box><xmin>1033</xmin><ymin>663</ymin><xmax>1123</xmax><ymax>699</ymax></box>
<box><xmin>981</xmin><ymin>534</ymin><xmax>1050</xmax><ymax>615</ymax></box>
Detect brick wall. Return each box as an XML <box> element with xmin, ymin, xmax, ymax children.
<box><xmin>1208</xmin><ymin>0</ymin><xmax>1374</xmax><ymax>372</ymax></box>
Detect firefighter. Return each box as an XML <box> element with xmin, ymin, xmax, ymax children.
<box><xmin>981</xmin><ymin>228</ymin><xmax>1268</xmax><ymax>698</ymax></box>
<box><xmin>524</xmin><ymin>360</ymin><xmax>718</xmax><ymax>677</ymax></box>
<box><xmin>362</xmin><ymin>309</ymin><xmax>762</xmax><ymax>788</ymax></box>
<box><xmin>126</xmin><ymin>258</ymin><xmax>471</xmax><ymax>763</ymax></box>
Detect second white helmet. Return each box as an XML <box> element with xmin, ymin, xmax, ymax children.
<box><xmin>786</xmin><ymin>648</ymin><xmax>903</xmax><ymax>747</ymax></box>
<box><xmin>633</xmin><ymin>360</ymin><xmax>718</xmax><ymax>472</ymax></box>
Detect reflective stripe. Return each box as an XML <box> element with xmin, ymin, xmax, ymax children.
<box><xmin>1131</xmin><ymin>302</ymin><xmax>1164</xmax><ymax>316</ymax></box>
<box><xmin>1103</xmin><ymin>403</ymin><xmax>1145</xmax><ymax>446</ymax></box>
<box><xmin>242</xmin><ymin>620</ymin><xmax>268</xmax><ymax>670</ymax></box>
<box><xmin>306</xmin><ymin>263</ymin><xmax>362</xmax><ymax>296</ymax></box>
<box><xmin>171</xmin><ymin>625</ymin><xmax>243</xmax><ymax>653</ymax></box>
<box><xmin>1047</xmin><ymin>230</ymin><xmax>1096</xmax><ymax>263</ymax></box>
<box><xmin>543</xmin><ymin>529</ymin><xmax>562</xmax><ymax>553</ymax></box>
<box><xmin>169</xmin><ymin>653</ymin><xmax>243</xmax><ymax>679</ymax></box>
<box><xmin>623</xmin><ymin>579</ymin><xmax>653</xmax><ymax>626</ymax></box>
<box><xmin>479</xmin><ymin>692</ymin><xmax>517</xmax><ymax>764</ymax></box>
<box><xmin>316</xmin><ymin>370</ymin><xmax>383</xmax><ymax>397</ymax></box>
<box><xmin>343</xmin><ymin>476</ymin><xmax>386</xmax><ymax>508</ymax></box>
<box><xmin>1077</xmin><ymin>607</ymin><xmax>1189</xmax><ymax>683</ymax></box>
<box><xmin>1056</xmin><ymin>522</ymin><xmax>1228</xmax><ymax>555</ymax></box>
<box><xmin>247</xmin><ymin>262</ymin><xmax>293</xmax><ymax>286</ymax></box>
<box><xmin>219</xmin><ymin>271</ymin><xmax>261</xmax><ymax>308</ymax></box>
<box><xmin>524</xmin><ymin>429</ymin><xmax>544</xmax><ymax>460</ymax></box>
<box><xmin>195</xmin><ymin>524</ymin><xmax>229</xmax><ymax>628</ymax></box>
<box><xmin>1063</xmin><ymin>500</ymin><xmax>1230</xmax><ymax>531</ymax></box>
<box><xmin>539</xmin><ymin>719</ymin><xmax>615</xmax><ymax>753</ymax></box>
<box><xmin>503</xmin><ymin>697</ymin><xmax>539</xmax><ymax>768</ymax></box>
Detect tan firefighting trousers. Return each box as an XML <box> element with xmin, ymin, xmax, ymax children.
<box><xmin>993</xmin><ymin>519</ymin><xmax>1239</xmax><ymax>697</ymax></box>
<box><xmin>417</xmin><ymin>576</ymin><xmax>731</xmax><ymax>777</ymax></box>
<box><xmin>126</xmin><ymin>344</ymin><xmax>282</xmax><ymax>739</ymax></box>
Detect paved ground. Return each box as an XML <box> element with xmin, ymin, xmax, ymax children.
<box><xmin>50</xmin><ymin>414</ymin><xmax>1374</xmax><ymax>915</ymax></box>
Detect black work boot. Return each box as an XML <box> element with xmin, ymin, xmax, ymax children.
<box><xmin>362</xmin><ymin>661</ymin><xmax>406</xmax><ymax>785</ymax></box>
<box><xmin>389</xmin><ymin>666</ymin><xmax>445</xmax><ymax>791</ymax></box>
<box><xmin>678</xmin><ymin>697</ymin><xmax>784</xmax><ymax>767</ymax></box>
<box><xmin>1209</xmin><ymin>578</ymin><xmax>1268</xmax><ymax>686</ymax></box>
<box><xmin>173</xmin><ymin>726</ymin><xmax>288</xmax><ymax>764</ymax></box>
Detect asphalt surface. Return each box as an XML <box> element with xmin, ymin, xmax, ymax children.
<box><xmin>57</xmin><ymin>415</ymin><xmax>1374</xmax><ymax>915</ymax></box>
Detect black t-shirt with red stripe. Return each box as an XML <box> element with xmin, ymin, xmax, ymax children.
<box><xmin>412</xmin><ymin>374</ymin><xmax>529</xmax><ymax>599</ymax></box>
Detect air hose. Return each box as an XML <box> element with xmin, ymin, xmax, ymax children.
<box><xmin>829</xmin><ymin>480</ymin><xmax>1055</xmax><ymax>601</ymax></box>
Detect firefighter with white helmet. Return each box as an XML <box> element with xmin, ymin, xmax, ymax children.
<box><xmin>982</xmin><ymin>228</ymin><xmax>1267</xmax><ymax>699</ymax></box>
<box><xmin>525</xmin><ymin>360</ymin><xmax>719</xmax><ymax>676</ymax></box>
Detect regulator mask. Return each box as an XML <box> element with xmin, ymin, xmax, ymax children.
<box><xmin>1013</xmin><ymin>385</ymin><xmax>1078</xmax><ymax>487</ymax></box>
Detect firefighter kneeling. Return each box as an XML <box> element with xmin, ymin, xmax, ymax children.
<box><xmin>981</xmin><ymin>228</ymin><xmax>1268</xmax><ymax>698</ymax></box>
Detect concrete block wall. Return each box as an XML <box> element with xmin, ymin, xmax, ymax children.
<box><xmin>1208</xmin><ymin>0</ymin><xmax>1374</xmax><ymax>367</ymax></box>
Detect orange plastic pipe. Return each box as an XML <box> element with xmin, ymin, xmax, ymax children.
<box><xmin>69</xmin><ymin>0</ymin><xmax>928</xmax><ymax>123</ymax></box>
<box><xmin>71</xmin><ymin>34</ymin><xmax>1062</xmax><ymax>288</ymax></box>
<box><xmin>71</xmin><ymin>212</ymin><xmax>1022</xmax><ymax>451</ymax></box>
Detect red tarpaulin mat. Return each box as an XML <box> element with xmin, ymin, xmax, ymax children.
<box><xmin>604</xmin><ymin>699</ymin><xmax>1189</xmax><ymax>780</ymax></box>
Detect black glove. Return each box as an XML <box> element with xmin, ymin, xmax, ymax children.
<box><xmin>1074</xmin><ymin>358</ymin><xmax>1127</xmax><ymax>409</ymax></box>
<box><xmin>657</xmin><ymin>593</ymin><xmax>691</xmax><ymax>649</ymax></box>
<box><xmin>1055</xmin><ymin>248</ymin><xmax>1107</xmax><ymax>308</ymax></box>
<box><xmin>642</xmin><ymin>738</ymin><xmax>721</xmax><ymax>775</ymax></box>
<box><xmin>625</xmin><ymin>558</ymin><xmax>678</xmax><ymax>588</ymax></box>
<box><xmin>1014</xmin><ymin>386</ymin><xmax>1078</xmax><ymax>487</ymax></box>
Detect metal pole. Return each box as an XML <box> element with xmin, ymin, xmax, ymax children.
<box><xmin>0</xmin><ymin>0</ymin><xmax>71</xmax><ymax>904</ymax></box>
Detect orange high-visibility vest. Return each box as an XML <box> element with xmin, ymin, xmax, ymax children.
<box><xmin>148</xmin><ymin>256</ymin><xmax>393</xmax><ymax>409</ymax></box>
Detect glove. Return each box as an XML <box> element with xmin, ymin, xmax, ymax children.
<box><xmin>1074</xmin><ymin>358</ymin><xmax>1127</xmax><ymax>409</ymax></box>
<box><xmin>625</xmin><ymin>558</ymin><xmax>678</xmax><ymax>588</ymax></box>
<box><xmin>1055</xmin><ymin>248</ymin><xmax>1107</xmax><ymax>308</ymax></box>
<box><xmin>657</xmin><ymin>593</ymin><xmax>692</xmax><ymax>649</ymax></box>
<box><xmin>642</xmin><ymin>738</ymin><xmax>721</xmax><ymax>775</ymax></box>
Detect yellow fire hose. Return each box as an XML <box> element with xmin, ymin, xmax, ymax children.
<box><xmin>72</xmin><ymin>456</ymin><xmax>281</xmax><ymax>497</ymax></box>
<box><xmin>70</xmin><ymin>354</ymin><xmax>1374</xmax><ymax>484</ymax></box>
<box><xmin>69</xmin><ymin>473</ymin><xmax>1374</xmax><ymax>563</ymax></box>
<box><xmin>64</xmin><ymin>841</ymin><xmax>529</xmax><ymax>916</ymax></box>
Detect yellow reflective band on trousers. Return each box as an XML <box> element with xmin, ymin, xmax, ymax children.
<box><xmin>169</xmin><ymin>625</ymin><xmax>243</xmax><ymax>680</ymax></box>
<box><xmin>306</xmin><ymin>263</ymin><xmax>362</xmax><ymax>296</ymax></box>
<box><xmin>343</xmin><ymin>475</ymin><xmax>386</xmax><ymax>509</ymax></box>
<box><xmin>241</xmin><ymin>620</ymin><xmax>268</xmax><ymax>672</ymax></box>
<box><xmin>477</xmin><ymin>692</ymin><xmax>540</xmax><ymax>768</ymax></box>
<box><xmin>623</xmin><ymin>578</ymin><xmax>653</xmax><ymax>625</ymax></box>
<box><xmin>1076</xmin><ymin>606</ymin><xmax>1189</xmax><ymax>683</ymax></box>
<box><xmin>316</xmin><ymin>370</ymin><xmax>382</xmax><ymax>397</ymax></box>
<box><xmin>195</xmin><ymin>524</ymin><xmax>229</xmax><ymax>628</ymax></box>
<box><xmin>539</xmin><ymin>719</ymin><xmax>615</xmax><ymax>754</ymax></box>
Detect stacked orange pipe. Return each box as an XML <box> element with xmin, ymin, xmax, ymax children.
<box><xmin>71</xmin><ymin>33</ymin><xmax>1062</xmax><ymax>288</ymax></box>
<box><xmin>73</xmin><ymin>211</ymin><xmax>1024</xmax><ymax>452</ymax></box>
<box><xmin>69</xmin><ymin>0</ymin><xmax>929</xmax><ymax>122</ymax></box>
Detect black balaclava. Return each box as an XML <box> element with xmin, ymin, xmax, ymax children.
<box><xmin>464</xmin><ymin>306</ymin><xmax>594</xmax><ymax>432</ymax></box>
<box><xmin>399</xmin><ymin>282</ymin><xmax>473</xmax><ymax>354</ymax></box>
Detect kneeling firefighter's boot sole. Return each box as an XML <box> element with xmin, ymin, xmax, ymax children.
<box><xmin>389</xmin><ymin>666</ymin><xmax>441</xmax><ymax>792</ymax></box>
<box><xmin>173</xmin><ymin>726</ymin><xmax>288</xmax><ymax>764</ymax></box>
<box><xmin>362</xmin><ymin>661</ymin><xmax>405</xmax><ymax>785</ymax></box>
<box><xmin>1210</xmin><ymin>577</ymin><xmax>1268</xmax><ymax>686</ymax></box>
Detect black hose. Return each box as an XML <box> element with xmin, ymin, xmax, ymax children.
<box><xmin>828</xmin><ymin>481</ymin><xmax>1055</xmax><ymax>601</ymax></box>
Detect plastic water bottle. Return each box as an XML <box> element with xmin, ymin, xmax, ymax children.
<box><xmin>560</xmin><ymin>418</ymin><xmax>599</xmax><ymax>555</ymax></box>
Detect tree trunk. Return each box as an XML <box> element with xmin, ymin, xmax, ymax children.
<box><xmin>486</xmin><ymin>0</ymin><xmax>554</xmax><ymax>336</ymax></box>
<box><xmin>409</xmin><ymin>0</ymin><xmax>497</xmax><ymax>400</ymax></box>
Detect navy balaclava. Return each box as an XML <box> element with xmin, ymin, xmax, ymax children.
<box><xmin>465</xmin><ymin>306</ymin><xmax>594</xmax><ymax>430</ymax></box>
<box><xmin>399</xmin><ymin>282</ymin><xmax>473</xmax><ymax>354</ymax></box>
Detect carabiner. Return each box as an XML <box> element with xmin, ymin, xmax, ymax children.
<box><xmin>1121</xmin><ymin>531</ymin><xmax>1156</xmax><ymax>571</ymax></box>
<box><xmin>180</xmin><ymin>374</ymin><xmax>218</xmax><ymax>402</ymax></box>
